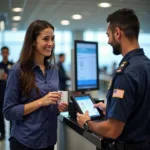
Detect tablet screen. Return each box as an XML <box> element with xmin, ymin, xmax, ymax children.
<box><xmin>74</xmin><ymin>95</ymin><xmax>100</xmax><ymax>117</ymax></box>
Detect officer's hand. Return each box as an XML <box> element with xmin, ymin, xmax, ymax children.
<box><xmin>41</xmin><ymin>92</ymin><xmax>61</xmax><ymax>106</ymax></box>
<box><xmin>94</xmin><ymin>102</ymin><xmax>106</xmax><ymax>115</ymax></box>
<box><xmin>77</xmin><ymin>111</ymin><xmax>91</xmax><ymax>128</ymax></box>
<box><xmin>58</xmin><ymin>102</ymin><xmax>68</xmax><ymax>112</ymax></box>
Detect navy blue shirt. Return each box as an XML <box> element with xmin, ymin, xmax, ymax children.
<box><xmin>3</xmin><ymin>62</ymin><xmax>59</xmax><ymax>149</ymax></box>
<box><xmin>106</xmin><ymin>49</ymin><xmax>150</xmax><ymax>142</ymax></box>
<box><xmin>0</xmin><ymin>61</ymin><xmax>14</xmax><ymax>103</ymax></box>
<box><xmin>0</xmin><ymin>61</ymin><xmax>14</xmax><ymax>73</ymax></box>
<box><xmin>57</xmin><ymin>61</ymin><xmax>69</xmax><ymax>90</ymax></box>
<box><xmin>0</xmin><ymin>61</ymin><xmax>14</xmax><ymax>81</ymax></box>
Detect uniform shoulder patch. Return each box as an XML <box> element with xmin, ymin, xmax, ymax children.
<box><xmin>116</xmin><ymin>61</ymin><xmax>129</xmax><ymax>74</ymax></box>
<box><xmin>112</xmin><ymin>89</ymin><xmax>125</xmax><ymax>99</ymax></box>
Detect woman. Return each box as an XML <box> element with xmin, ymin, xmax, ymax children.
<box><xmin>3</xmin><ymin>20</ymin><xmax>68</xmax><ymax>150</ymax></box>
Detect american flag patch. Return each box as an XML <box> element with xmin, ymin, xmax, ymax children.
<box><xmin>112</xmin><ymin>89</ymin><xmax>125</xmax><ymax>99</ymax></box>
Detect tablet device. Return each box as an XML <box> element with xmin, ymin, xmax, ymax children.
<box><xmin>71</xmin><ymin>94</ymin><xmax>103</xmax><ymax>120</ymax></box>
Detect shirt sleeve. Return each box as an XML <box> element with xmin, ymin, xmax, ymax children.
<box><xmin>3</xmin><ymin>68</ymin><xmax>24</xmax><ymax>120</ymax></box>
<box><xmin>107</xmin><ymin>73</ymin><xmax>136</xmax><ymax>123</ymax></box>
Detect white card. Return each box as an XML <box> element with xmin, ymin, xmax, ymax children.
<box><xmin>58</xmin><ymin>91</ymin><xmax>68</xmax><ymax>103</ymax></box>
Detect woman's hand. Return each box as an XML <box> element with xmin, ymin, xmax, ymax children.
<box><xmin>24</xmin><ymin>92</ymin><xmax>61</xmax><ymax>116</ymax></box>
<box><xmin>58</xmin><ymin>102</ymin><xmax>68</xmax><ymax>112</ymax></box>
<box><xmin>40</xmin><ymin>92</ymin><xmax>61</xmax><ymax>106</ymax></box>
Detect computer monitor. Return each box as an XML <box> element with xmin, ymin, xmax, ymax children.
<box><xmin>71</xmin><ymin>40</ymin><xmax>99</xmax><ymax>92</ymax></box>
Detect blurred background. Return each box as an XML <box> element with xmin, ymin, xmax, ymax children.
<box><xmin>0</xmin><ymin>0</ymin><xmax>150</xmax><ymax>73</ymax></box>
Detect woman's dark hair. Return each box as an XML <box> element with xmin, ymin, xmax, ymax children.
<box><xmin>106</xmin><ymin>8</ymin><xmax>140</xmax><ymax>40</ymax></box>
<box><xmin>19</xmin><ymin>20</ymin><xmax>55</xmax><ymax>96</ymax></box>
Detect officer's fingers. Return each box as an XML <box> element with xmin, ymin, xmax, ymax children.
<box><xmin>100</xmin><ymin>103</ymin><xmax>106</xmax><ymax>109</ymax></box>
<box><xmin>94</xmin><ymin>102</ymin><xmax>102</xmax><ymax>107</ymax></box>
<box><xmin>94</xmin><ymin>102</ymin><xmax>105</xmax><ymax>108</ymax></box>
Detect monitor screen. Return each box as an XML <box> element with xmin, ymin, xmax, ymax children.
<box><xmin>74</xmin><ymin>40</ymin><xmax>99</xmax><ymax>91</ymax></box>
<box><xmin>74</xmin><ymin>95</ymin><xmax>100</xmax><ymax>117</ymax></box>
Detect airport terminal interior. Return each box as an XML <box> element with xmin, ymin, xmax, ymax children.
<box><xmin>0</xmin><ymin>0</ymin><xmax>150</xmax><ymax>150</ymax></box>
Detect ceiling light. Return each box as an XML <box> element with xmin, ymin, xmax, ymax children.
<box><xmin>61</xmin><ymin>20</ymin><xmax>70</xmax><ymax>25</ymax></box>
<box><xmin>12</xmin><ymin>16</ymin><xmax>21</xmax><ymax>21</ymax></box>
<box><xmin>12</xmin><ymin>7</ymin><xmax>23</xmax><ymax>12</ymax></box>
<box><xmin>98</xmin><ymin>2</ymin><xmax>112</xmax><ymax>8</ymax></box>
<box><xmin>12</xmin><ymin>28</ymin><xmax>18</xmax><ymax>31</ymax></box>
<box><xmin>72</xmin><ymin>14</ymin><xmax>82</xmax><ymax>20</ymax></box>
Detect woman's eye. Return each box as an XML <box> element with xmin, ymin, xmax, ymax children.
<box><xmin>43</xmin><ymin>38</ymin><xmax>49</xmax><ymax>41</ymax></box>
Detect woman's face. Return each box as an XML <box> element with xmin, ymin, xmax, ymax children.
<box><xmin>34</xmin><ymin>27</ymin><xmax>55</xmax><ymax>58</ymax></box>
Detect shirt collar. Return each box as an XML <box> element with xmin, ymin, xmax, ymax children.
<box><xmin>119</xmin><ymin>48</ymin><xmax>144</xmax><ymax>66</ymax></box>
<box><xmin>32</xmin><ymin>61</ymin><xmax>50</xmax><ymax>70</ymax></box>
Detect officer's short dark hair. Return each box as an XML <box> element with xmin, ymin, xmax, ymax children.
<box><xmin>59</xmin><ymin>53</ymin><xmax>65</xmax><ymax>58</ymax></box>
<box><xmin>106</xmin><ymin>8</ymin><xmax>140</xmax><ymax>40</ymax></box>
<box><xmin>1</xmin><ymin>46</ymin><xmax>9</xmax><ymax>52</ymax></box>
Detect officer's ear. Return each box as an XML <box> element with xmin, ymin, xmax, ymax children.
<box><xmin>115</xmin><ymin>27</ymin><xmax>121</xmax><ymax>40</ymax></box>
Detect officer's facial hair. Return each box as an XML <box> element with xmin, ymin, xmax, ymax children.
<box><xmin>112</xmin><ymin>36</ymin><xmax>121</xmax><ymax>55</ymax></box>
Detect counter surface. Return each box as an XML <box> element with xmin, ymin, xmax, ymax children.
<box><xmin>58</xmin><ymin>112</ymin><xmax>103</xmax><ymax>149</ymax></box>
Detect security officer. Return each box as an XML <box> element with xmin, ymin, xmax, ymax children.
<box><xmin>0</xmin><ymin>46</ymin><xmax>13</xmax><ymax>140</ymax></box>
<box><xmin>77</xmin><ymin>8</ymin><xmax>150</xmax><ymax>150</ymax></box>
<box><xmin>57</xmin><ymin>53</ymin><xmax>70</xmax><ymax>90</ymax></box>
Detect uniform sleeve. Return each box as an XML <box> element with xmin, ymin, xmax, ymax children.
<box><xmin>3</xmin><ymin>68</ymin><xmax>24</xmax><ymax>121</ymax></box>
<box><xmin>107</xmin><ymin>73</ymin><xmax>136</xmax><ymax>123</ymax></box>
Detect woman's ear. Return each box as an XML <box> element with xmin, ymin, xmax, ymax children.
<box><xmin>33</xmin><ymin>41</ymin><xmax>35</xmax><ymax>47</ymax></box>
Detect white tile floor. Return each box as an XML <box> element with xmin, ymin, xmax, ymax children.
<box><xmin>0</xmin><ymin>120</ymin><xmax>10</xmax><ymax>150</ymax></box>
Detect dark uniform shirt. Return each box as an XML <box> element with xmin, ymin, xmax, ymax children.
<box><xmin>57</xmin><ymin>61</ymin><xmax>69</xmax><ymax>90</ymax></box>
<box><xmin>3</xmin><ymin>62</ymin><xmax>59</xmax><ymax>149</ymax></box>
<box><xmin>0</xmin><ymin>61</ymin><xmax>14</xmax><ymax>74</ymax></box>
<box><xmin>106</xmin><ymin>48</ymin><xmax>150</xmax><ymax>142</ymax></box>
<box><xmin>0</xmin><ymin>61</ymin><xmax>14</xmax><ymax>102</ymax></box>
